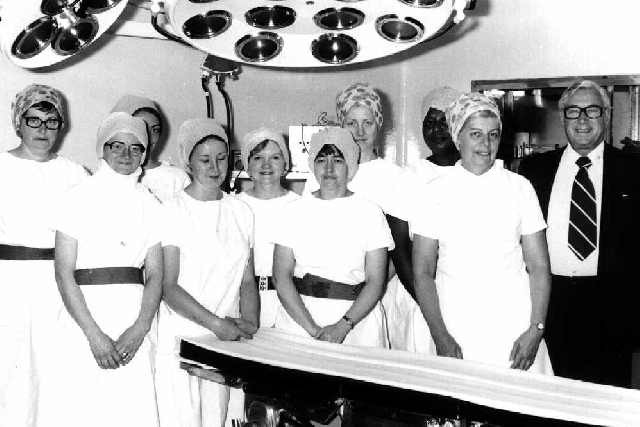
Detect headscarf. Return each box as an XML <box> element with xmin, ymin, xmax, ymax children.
<box><xmin>241</xmin><ymin>127</ymin><xmax>290</xmax><ymax>172</ymax></box>
<box><xmin>96</xmin><ymin>112</ymin><xmax>149</xmax><ymax>161</ymax></box>
<box><xmin>307</xmin><ymin>127</ymin><xmax>360</xmax><ymax>181</ymax></box>
<box><xmin>177</xmin><ymin>118</ymin><xmax>227</xmax><ymax>168</ymax></box>
<box><xmin>446</xmin><ymin>92</ymin><xmax>502</xmax><ymax>146</ymax></box>
<box><xmin>336</xmin><ymin>83</ymin><xmax>383</xmax><ymax>129</ymax></box>
<box><xmin>111</xmin><ymin>94</ymin><xmax>159</xmax><ymax>118</ymax></box>
<box><xmin>11</xmin><ymin>84</ymin><xmax>66</xmax><ymax>136</ymax></box>
<box><xmin>421</xmin><ymin>86</ymin><xmax>462</xmax><ymax>120</ymax></box>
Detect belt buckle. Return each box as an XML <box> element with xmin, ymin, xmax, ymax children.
<box><xmin>258</xmin><ymin>276</ymin><xmax>269</xmax><ymax>291</ymax></box>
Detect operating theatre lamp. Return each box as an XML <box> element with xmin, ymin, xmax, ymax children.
<box><xmin>0</xmin><ymin>0</ymin><xmax>128</xmax><ymax>68</ymax></box>
<box><xmin>160</xmin><ymin>0</ymin><xmax>476</xmax><ymax>68</ymax></box>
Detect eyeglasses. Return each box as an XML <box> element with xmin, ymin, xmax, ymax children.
<box><xmin>23</xmin><ymin>116</ymin><xmax>62</xmax><ymax>130</ymax></box>
<box><xmin>104</xmin><ymin>141</ymin><xmax>146</xmax><ymax>157</ymax></box>
<box><xmin>563</xmin><ymin>105</ymin><xmax>605</xmax><ymax>120</ymax></box>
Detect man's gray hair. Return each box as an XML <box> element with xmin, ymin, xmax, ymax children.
<box><xmin>558</xmin><ymin>80</ymin><xmax>610</xmax><ymax>121</ymax></box>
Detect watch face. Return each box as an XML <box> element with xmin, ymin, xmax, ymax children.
<box><xmin>534</xmin><ymin>322</ymin><xmax>545</xmax><ymax>330</ymax></box>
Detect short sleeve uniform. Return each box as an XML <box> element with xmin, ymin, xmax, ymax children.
<box><xmin>140</xmin><ymin>161</ymin><xmax>190</xmax><ymax>202</ymax></box>
<box><xmin>155</xmin><ymin>191</ymin><xmax>254</xmax><ymax>427</ymax></box>
<box><xmin>411</xmin><ymin>160</ymin><xmax>552</xmax><ymax>372</ymax></box>
<box><xmin>272</xmin><ymin>194</ymin><xmax>394</xmax><ymax>348</ymax></box>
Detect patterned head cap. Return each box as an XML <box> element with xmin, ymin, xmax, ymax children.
<box><xmin>11</xmin><ymin>84</ymin><xmax>65</xmax><ymax>136</ymax></box>
<box><xmin>445</xmin><ymin>92</ymin><xmax>502</xmax><ymax>147</ymax></box>
<box><xmin>336</xmin><ymin>83</ymin><xmax>383</xmax><ymax>129</ymax></box>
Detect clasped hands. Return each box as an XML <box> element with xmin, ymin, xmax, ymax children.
<box><xmin>86</xmin><ymin>320</ymin><xmax>149</xmax><ymax>369</ymax></box>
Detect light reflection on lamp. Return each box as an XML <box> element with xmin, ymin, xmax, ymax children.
<box><xmin>0</xmin><ymin>0</ymin><xmax>127</xmax><ymax>68</ymax></box>
<box><xmin>161</xmin><ymin>0</ymin><xmax>476</xmax><ymax>68</ymax></box>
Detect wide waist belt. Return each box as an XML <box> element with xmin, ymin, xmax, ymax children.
<box><xmin>255</xmin><ymin>276</ymin><xmax>276</xmax><ymax>291</ymax></box>
<box><xmin>74</xmin><ymin>267</ymin><xmax>144</xmax><ymax>286</ymax></box>
<box><xmin>293</xmin><ymin>274</ymin><xmax>364</xmax><ymax>301</ymax></box>
<box><xmin>0</xmin><ymin>244</ymin><xmax>54</xmax><ymax>260</ymax></box>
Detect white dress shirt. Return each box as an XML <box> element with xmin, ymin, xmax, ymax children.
<box><xmin>547</xmin><ymin>142</ymin><xmax>604</xmax><ymax>276</ymax></box>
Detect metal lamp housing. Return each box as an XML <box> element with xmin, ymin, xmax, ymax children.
<box><xmin>0</xmin><ymin>0</ymin><xmax>128</xmax><ymax>69</ymax></box>
<box><xmin>164</xmin><ymin>0</ymin><xmax>473</xmax><ymax>68</ymax></box>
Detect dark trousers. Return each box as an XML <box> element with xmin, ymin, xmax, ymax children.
<box><xmin>545</xmin><ymin>275</ymin><xmax>632</xmax><ymax>388</ymax></box>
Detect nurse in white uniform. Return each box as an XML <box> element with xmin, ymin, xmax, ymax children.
<box><xmin>155</xmin><ymin>118</ymin><xmax>259</xmax><ymax>427</ymax></box>
<box><xmin>0</xmin><ymin>84</ymin><xmax>87</xmax><ymax>426</ymax></box>
<box><xmin>273</xmin><ymin>127</ymin><xmax>393</xmax><ymax>347</ymax></box>
<box><xmin>112</xmin><ymin>94</ymin><xmax>190</xmax><ymax>202</ymax></box>
<box><xmin>237</xmin><ymin>128</ymin><xmax>299</xmax><ymax>328</ymax></box>
<box><xmin>54</xmin><ymin>112</ymin><xmax>164</xmax><ymax>426</ymax></box>
<box><xmin>411</xmin><ymin>93</ymin><xmax>553</xmax><ymax>373</ymax></box>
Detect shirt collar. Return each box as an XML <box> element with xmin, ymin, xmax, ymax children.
<box><xmin>565</xmin><ymin>141</ymin><xmax>604</xmax><ymax>166</ymax></box>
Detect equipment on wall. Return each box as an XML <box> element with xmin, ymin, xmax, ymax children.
<box><xmin>0</xmin><ymin>0</ymin><xmax>128</xmax><ymax>69</ymax></box>
<box><xmin>158</xmin><ymin>0</ymin><xmax>477</xmax><ymax>68</ymax></box>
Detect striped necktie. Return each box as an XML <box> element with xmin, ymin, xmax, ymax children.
<box><xmin>568</xmin><ymin>156</ymin><xmax>597</xmax><ymax>260</ymax></box>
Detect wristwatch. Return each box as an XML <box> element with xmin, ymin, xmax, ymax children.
<box><xmin>342</xmin><ymin>315</ymin><xmax>355</xmax><ymax>330</ymax></box>
<box><xmin>531</xmin><ymin>322</ymin><xmax>545</xmax><ymax>331</ymax></box>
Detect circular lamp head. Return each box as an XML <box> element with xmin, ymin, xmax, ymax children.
<box><xmin>245</xmin><ymin>6</ymin><xmax>296</xmax><ymax>30</ymax></box>
<box><xmin>0</xmin><ymin>0</ymin><xmax>128</xmax><ymax>68</ymax></box>
<box><xmin>11</xmin><ymin>17</ymin><xmax>57</xmax><ymax>59</ymax></box>
<box><xmin>52</xmin><ymin>15</ymin><xmax>98</xmax><ymax>56</ymax></box>
<box><xmin>376</xmin><ymin>15</ymin><xmax>424</xmax><ymax>43</ymax></box>
<box><xmin>235</xmin><ymin>32</ymin><xmax>282</xmax><ymax>62</ymax></box>
<box><xmin>314</xmin><ymin>8</ymin><xmax>365</xmax><ymax>31</ymax></box>
<box><xmin>311</xmin><ymin>33</ymin><xmax>358</xmax><ymax>65</ymax></box>
<box><xmin>183</xmin><ymin>10</ymin><xmax>231</xmax><ymax>39</ymax></box>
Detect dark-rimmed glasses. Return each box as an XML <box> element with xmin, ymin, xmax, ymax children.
<box><xmin>23</xmin><ymin>116</ymin><xmax>62</xmax><ymax>130</ymax></box>
<box><xmin>104</xmin><ymin>141</ymin><xmax>146</xmax><ymax>157</ymax></box>
<box><xmin>563</xmin><ymin>105</ymin><xmax>604</xmax><ymax>120</ymax></box>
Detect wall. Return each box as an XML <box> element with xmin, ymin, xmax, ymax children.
<box><xmin>2</xmin><ymin>0</ymin><xmax>640</xmax><ymax>170</ymax></box>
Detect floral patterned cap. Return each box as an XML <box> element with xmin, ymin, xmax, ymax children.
<box><xmin>445</xmin><ymin>92</ymin><xmax>501</xmax><ymax>146</ymax></box>
<box><xmin>11</xmin><ymin>84</ymin><xmax>65</xmax><ymax>136</ymax></box>
<box><xmin>336</xmin><ymin>83</ymin><xmax>383</xmax><ymax>129</ymax></box>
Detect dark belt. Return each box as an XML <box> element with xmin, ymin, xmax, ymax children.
<box><xmin>0</xmin><ymin>243</ymin><xmax>54</xmax><ymax>261</ymax></box>
<box><xmin>74</xmin><ymin>267</ymin><xmax>144</xmax><ymax>286</ymax></box>
<box><xmin>551</xmin><ymin>274</ymin><xmax>598</xmax><ymax>285</ymax></box>
<box><xmin>255</xmin><ymin>276</ymin><xmax>275</xmax><ymax>291</ymax></box>
<box><xmin>293</xmin><ymin>273</ymin><xmax>364</xmax><ymax>301</ymax></box>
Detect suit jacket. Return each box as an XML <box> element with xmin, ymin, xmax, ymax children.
<box><xmin>519</xmin><ymin>144</ymin><xmax>640</xmax><ymax>347</ymax></box>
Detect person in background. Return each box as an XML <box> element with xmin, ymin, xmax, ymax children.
<box><xmin>155</xmin><ymin>118</ymin><xmax>259</xmax><ymax>427</ymax></box>
<box><xmin>412</xmin><ymin>93</ymin><xmax>553</xmax><ymax>373</ymax></box>
<box><xmin>0</xmin><ymin>84</ymin><xmax>88</xmax><ymax>426</ymax></box>
<box><xmin>273</xmin><ymin>127</ymin><xmax>393</xmax><ymax>347</ymax></box>
<box><xmin>304</xmin><ymin>83</ymin><xmax>403</xmax><ymax>348</ymax></box>
<box><xmin>519</xmin><ymin>80</ymin><xmax>640</xmax><ymax>387</ymax></box>
<box><xmin>112</xmin><ymin>94</ymin><xmax>190</xmax><ymax>201</ymax></box>
<box><xmin>386</xmin><ymin>86</ymin><xmax>461</xmax><ymax>352</ymax></box>
<box><xmin>53</xmin><ymin>112</ymin><xmax>163</xmax><ymax>426</ymax></box>
<box><xmin>237</xmin><ymin>128</ymin><xmax>299</xmax><ymax>328</ymax></box>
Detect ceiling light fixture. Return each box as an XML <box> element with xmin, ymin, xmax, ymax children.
<box><xmin>160</xmin><ymin>0</ymin><xmax>476</xmax><ymax>68</ymax></box>
<box><xmin>0</xmin><ymin>0</ymin><xmax>127</xmax><ymax>68</ymax></box>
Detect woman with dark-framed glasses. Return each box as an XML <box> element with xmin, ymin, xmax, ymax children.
<box><xmin>51</xmin><ymin>112</ymin><xmax>163</xmax><ymax>426</ymax></box>
<box><xmin>0</xmin><ymin>84</ymin><xmax>87</xmax><ymax>426</ymax></box>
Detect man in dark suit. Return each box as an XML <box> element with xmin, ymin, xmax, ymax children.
<box><xmin>519</xmin><ymin>80</ymin><xmax>640</xmax><ymax>388</ymax></box>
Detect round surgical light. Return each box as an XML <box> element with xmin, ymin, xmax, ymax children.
<box><xmin>314</xmin><ymin>8</ymin><xmax>364</xmax><ymax>31</ymax></box>
<box><xmin>245</xmin><ymin>6</ymin><xmax>296</xmax><ymax>30</ymax></box>
<box><xmin>235</xmin><ymin>32</ymin><xmax>282</xmax><ymax>62</ymax></box>
<box><xmin>311</xmin><ymin>33</ymin><xmax>358</xmax><ymax>65</ymax></box>
<box><xmin>183</xmin><ymin>11</ymin><xmax>231</xmax><ymax>39</ymax></box>
<box><xmin>79</xmin><ymin>0</ymin><xmax>123</xmax><ymax>14</ymax></box>
<box><xmin>11</xmin><ymin>17</ymin><xmax>57</xmax><ymax>59</ymax></box>
<box><xmin>398</xmin><ymin>0</ymin><xmax>443</xmax><ymax>7</ymax></box>
<box><xmin>376</xmin><ymin>15</ymin><xmax>424</xmax><ymax>43</ymax></box>
<box><xmin>52</xmin><ymin>15</ymin><xmax>98</xmax><ymax>55</ymax></box>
